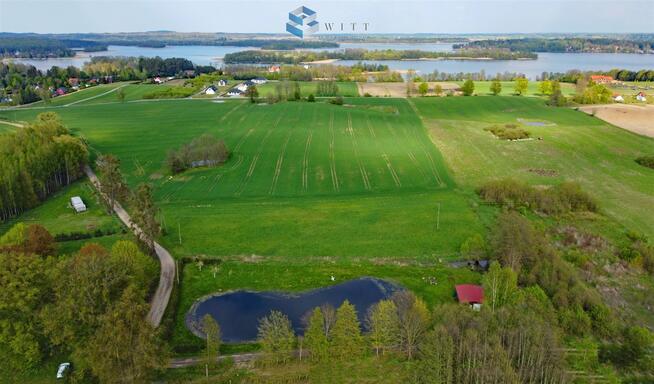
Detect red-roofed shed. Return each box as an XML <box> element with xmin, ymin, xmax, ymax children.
<box><xmin>455</xmin><ymin>284</ymin><xmax>484</xmax><ymax>304</ymax></box>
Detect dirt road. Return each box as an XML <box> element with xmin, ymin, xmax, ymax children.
<box><xmin>84</xmin><ymin>165</ymin><xmax>175</xmax><ymax>327</ymax></box>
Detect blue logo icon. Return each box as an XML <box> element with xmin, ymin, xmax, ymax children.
<box><xmin>286</xmin><ymin>6</ymin><xmax>318</xmax><ymax>38</ymax></box>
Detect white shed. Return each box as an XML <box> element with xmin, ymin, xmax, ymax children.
<box><xmin>71</xmin><ymin>196</ymin><xmax>86</xmax><ymax>212</ymax></box>
<box><xmin>205</xmin><ymin>86</ymin><xmax>217</xmax><ymax>95</ymax></box>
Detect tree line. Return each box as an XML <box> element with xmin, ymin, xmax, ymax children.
<box><xmin>455</xmin><ymin>37</ymin><xmax>654</xmax><ymax>54</ymax></box>
<box><xmin>223</xmin><ymin>48</ymin><xmax>537</xmax><ymax>64</ymax></box>
<box><xmin>0</xmin><ymin>36</ymin><xmax>107</xmax><ymax>58</ymax></box>
<box><xmin>0</xmin><ymin>113</ymin><xmax>88</xmax><ymax>222</ymax></box>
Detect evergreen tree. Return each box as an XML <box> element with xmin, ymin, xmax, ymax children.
<box><xmin>367</xmin><ymin>299</ymin><xmax>400</xmax><ymax>356</ymax></box>
<box><xmin>304</xmin><ymin>307</ymin><xmax>329</xmax><ymax>362</ymax></box>
<box><xmin>331</xmin><ymin>300</ymin><xmax>364</xmax><ymax>360</ymax></box>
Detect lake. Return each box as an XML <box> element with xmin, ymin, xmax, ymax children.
<box><xmin>8</xmin><ymin>43</ymin><xmax>653</xmax><ymax>79</ymax></box>
<box><xmin>185</xmin><ymin>277</ymin><xmax>400</xmax><ymax>343</ymax></box>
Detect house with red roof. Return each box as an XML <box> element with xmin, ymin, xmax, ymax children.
<box><xmin>455</xmin><ymin>284</ymin><xmax>484</xmax><ymax>310</ymax></box>
<box><xmin>590</xmin><ymin>75</ymin><xmax>614</xmax><ymax>84</ymax></box>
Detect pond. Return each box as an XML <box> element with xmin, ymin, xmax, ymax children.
<box><xmin>185</xmin><ymin>277</ymin><xmax>400</xmax><ymax>343</ymax></box>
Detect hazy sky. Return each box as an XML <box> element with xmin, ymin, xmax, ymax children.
<box><xmin>1</xmin><ymin>0</ymin><xmax>653</xmax><ymax>34</ymax></box>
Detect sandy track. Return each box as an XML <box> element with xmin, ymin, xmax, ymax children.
<box><xmin>84</xmin><ymin>166</ymin><xmax>175</xmax><ymax>327</ymax></box>
<box><xmin>579</xmin><ymin>104</ymin><xmax>654</xmax><ymax>138</ymax></box>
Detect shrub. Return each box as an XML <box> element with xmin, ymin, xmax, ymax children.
<box><xmin>166</xmin><ymin>134</ymin><xmax>229</xmax><ymax>174</ymax></box>
<box><xmin>329</xmin><ymin>96</ymin><xmax>344</xmax><ymax>105</ymax></box>
<box><xmin>307</xmin><ymin>94</ymin><xmax>315</xmax><ymax>102</ymax></box>
<box><xmin>484</xmin><ymin>124</ymin><xmax>531</xmax><ymax>140</ymax></box>
<box><xmin>477</xmin><ymin>179</ymin><xmax>598</xmax><ymax>215</ymax></box>
<box><xmin>635</xmin><ymin>156</ymin><xmax>654</xmax><ymax>169</ymax></box>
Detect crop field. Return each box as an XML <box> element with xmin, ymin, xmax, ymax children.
<box><xmin>255</xmin><ymin>81</ymin><xmax>360</xmax><ymax>97</ymax></box>
<box><xmin>0</xmin><ymin>98</ymin><xmax>486</xmax><ymax>259</ymax></box>
<box><xmin>411</xmin><ymin>96</ymin><xmax>654</xmax><ymax>237</ymax></box>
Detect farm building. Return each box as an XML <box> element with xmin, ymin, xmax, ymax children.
<box><xmin>590</xmin><ymin>75</ymin><xmax>615</xmax><ymax>84</ymax></box>
<box><xmin>70</xmin><ymin>196</ymin><xmax>86</xmax><ymax>212</ymax></box>
<box><xmin>205</xmin><ymin>86</ymin><xmax>217</xmax><ymax>95</ymax></box>
<box><xmin>455</xmin><ymin>284</ymin><xmax>484</xmax><ymax>310</ymax></box>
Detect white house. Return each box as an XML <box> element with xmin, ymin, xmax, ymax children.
<box><xmin>153</xmin><ymin>77</ymin><xmax>163</xmax><ymax>84</ymax></box>
<box><xmin>218</xmin><ymin>79</ymin><xmax>227</xmax><ymax>87</ymax></box>
<box><xmin>236</xmin><ymin>82</ymin><xmax>251</xmax><ymax>92</ymax></box>
<box><xmin>251</xmin><ymin>77</ymin><xmax>267</xmax><ymax>85</ymax></box>
<box><xmin>636</xmin><ymin>92</ymin><xmax>647</xmax><ymax>102</ymax></box>
<box><xmin>205</xmin><ymin>86</ymin><xmax>217</xmax><ymax>95</ymax></box>
<box><xmin>227</xmin><ymin>89</ymin><xmax>243</xmax><ymax>97</ymax></box>
<box><xmin>71</xmin><ymin>196</ymin><xmax>86</xmax><ymax>213</ymax></box>
<box><xmin>613</xmin><ymin>94</ymin><xmax>624</xmax><ymax>103</ymax></box>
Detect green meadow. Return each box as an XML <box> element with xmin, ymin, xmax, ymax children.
<box><xmin>255</xmin><ymin>81</ymin><xmax>360</xmax><ymax>97</ymax></box>
<box><xmin>0</xmin><ymin>98</ymin><xmax>485</xmax><ymax>259</ymax></box>
<box><xmin>454</xmin><ymin>80</ymin><xmax>576</xmax><ymax>96</ymax></box>
<box><xmin>411</xmin><ymin>96</ymin><xmax>654</xmax><ymax>236</ymax></box>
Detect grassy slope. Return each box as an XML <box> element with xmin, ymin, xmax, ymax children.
<box><xmin>411</xmin><ymin>96</ymin><xmax>654</xmax><ymax>237</ymax></box>
<box><xmin>255</xmin><ymin>81</ymin><xmax>360</xmax><ymax>97</ymax></box>
<box><xmin>0</xmin><ymin>98</ymin><xmax>483</xmax><ymax>259</ymax></box>
<box><xmin>28</xmin><ymin>82</ymin><xmax>129</xmax><ymax>107</ymax></box>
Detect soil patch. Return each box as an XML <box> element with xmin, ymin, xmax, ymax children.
<box><xmin>579</xmin><ymin>104</ymin><xmax>654</xmax><ymax>138</ymax></box>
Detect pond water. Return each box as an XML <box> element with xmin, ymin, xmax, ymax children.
<box><xmin>185</xmin><ymin>277</ymin><xmax>400</xmax><ymax>343</ymax></box>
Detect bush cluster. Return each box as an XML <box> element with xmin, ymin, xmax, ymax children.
<box><xmin>484</xmin><ymin>124</ymin><xmax>531</xmax><ymax>140</ymax></box>
<box><xmin>477</xmin><ymin>179</ymin><xmax>598</xmax><ymax>214</ymax></box>
<box><xmin>635</xmin><ymin>156</ymin><xmax>654</xmax><ymax>169</ymax></box>
<box><xmin>54</xmin><ymin>227</ymin><xmax>120</xmax><ymax>242</ymax></box>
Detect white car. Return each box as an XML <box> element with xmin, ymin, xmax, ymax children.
<box><xmin>56</xmin><ymin>362</ymin><xmax>71</xmax><ymax>379</ymax></box>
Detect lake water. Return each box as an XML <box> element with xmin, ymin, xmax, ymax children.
<box><xmin>8</xmin><ymin>45</ymin><xmax>258</xmax><ymax>71</ymax></box>
<box><xmin>185</xmin><ymin>277</ymin><xmax>400</xmax><ymax>343</ymax></box>
<box><xmin>8</xmin><ymin>43</ymin><xmax>653</xmax><ymax>79</ymax></box>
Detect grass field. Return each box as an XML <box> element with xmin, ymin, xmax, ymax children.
<box><xmin>454</xmin><ymin>80</ymin><xmax>576</xmax><ymax>97</ymax></box>
<box><xmin>0</xmin><ymin>98</ymin><xmax>485</xmax><ymax>259</ymax></box>
<box><xmin>411</xmin><ymin>96</ymin><xmax>654</xmax><ymax>237</ymax></box>
<box><xmin>27</xmin><ymin>82</ymin><xmax>130</xmax><ymax>107</ymax></box>
<box><xmin>255</xmin><ymin>81</ymin><xmax>360</xmax><ymax>97</ymax></box>
<box><xmin>0</xmin><ymin>180</ymin><xmax>128</xmax><ymax>255</ymax></box>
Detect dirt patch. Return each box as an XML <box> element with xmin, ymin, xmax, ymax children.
<box><xmin>579</xmin><ymin>104</ymin><xmax>654</xmax><ymax>138</ymax></box>
<box><xmin>527</xmin><ymin>168</ymin><xmax>558</xmax><ymax>177</ymax></box>
<box><xmin>557</xmin><ymin>226</ymin><xmax>610</xmax><ymax>253</ymax></box>
<box><xmin>358</xmin><ymin>82</ymin><xmax>459</xmax><ymax>98</ymax></box>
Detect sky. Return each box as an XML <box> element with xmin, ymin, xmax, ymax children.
<box><xmin>1</xmin><ymin>0</ymin><xmax>653</xmax><ymax>34</ymax></box>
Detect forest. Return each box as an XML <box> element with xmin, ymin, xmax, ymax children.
<box><xmin>0</xmin><ymin>35</ymin><xmax>108</xmax><ymax>58</ymax></box>
<box><xmin>0</xmin><ymin>113</ymin><xmax>88</xmax><ymax>221</ymax></box>
<box><xmin>223</xmin><ymin>48</ymin><xmax>537</xmax><ymax>64</ymax></box>
<box><xmin>455</xmin><ymin>37</ymin><xmax>654</xmax><ymax>53</ymax></box>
